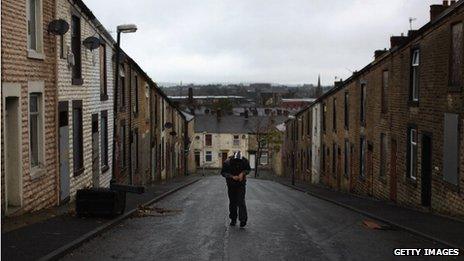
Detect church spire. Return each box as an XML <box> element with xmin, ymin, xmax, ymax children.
<box><xmin>317</xmin><ymin>74</ymin><xmax>321</xmax><ymax>88</ymax></box>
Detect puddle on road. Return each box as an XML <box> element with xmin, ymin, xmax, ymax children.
<box><xmin>132</xmin><ymin>205</ymin><xmax>183</xmax><ymax>218</ymax></box>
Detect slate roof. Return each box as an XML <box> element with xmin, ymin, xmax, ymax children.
<box><xmin>194</xmin><ymin>115</ymin><xmax>289</xmax><ymax>134</ymax></box>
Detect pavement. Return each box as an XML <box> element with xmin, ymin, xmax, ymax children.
<box><xmin>63</xmin><ymin>176</ymin><xmax>452</xmax><ymax>261</ymax></box>
<box><xmin>1</xmin><ymin>174</ymin><xmax>201</xmax><ymax>261</ymax></box>
<box><xmin>256</xmin><ymin>170</ymin><xmax>464</xmax><ymax>250</ymax></box>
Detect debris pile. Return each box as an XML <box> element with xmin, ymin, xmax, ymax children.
<box><xmin>133</xmin><ymin>205</ymin><xmax>182</xmax><ymax>218</ymax></box>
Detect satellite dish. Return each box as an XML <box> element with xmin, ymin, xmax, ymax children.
<box><xmin>83</xmin><ymin>36</ymin><xmax>101</xmax><ymax>50</ymax></box>
<box><xmin>48</xmin><ymin>19</ymin><xmax>69</xmax><ymax>35</ymax></box>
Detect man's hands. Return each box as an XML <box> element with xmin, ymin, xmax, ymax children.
<box><xmin>232</xmin><ymin>172</ymin><xmax>245</xmax><ymax>182</ymax></box>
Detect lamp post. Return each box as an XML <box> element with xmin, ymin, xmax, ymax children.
<box><xmin>111</xmin><ymin>24</ymin><xmax>137</xmax><ymax>185</ymax></box>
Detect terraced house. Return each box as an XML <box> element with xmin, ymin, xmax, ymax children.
<box><xmin>1</xmin><ymin>0</ymin><xmax>193</xmax><ymax>216</ymax></box>
<box><xmin>2</xmin><ymin>0</ymin><xmax>58</xmax><ymax>215</ymax></box>
<box><xmin>281</xmin><ymin>0</ymin><xmax>464</xmax><ymax>220</ymax></box>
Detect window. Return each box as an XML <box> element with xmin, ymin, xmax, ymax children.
<box><xmin>407</xmin><ymin>127</ymin><xmax>418</xmax><ymax>179</ymax></box>
<box><xmin>322</xmin><ymin>103</ymin><xmax>327</xmax><ymax>132</ymax></box>
<box><xmin>101</xmin><ymin>111</ymin><xmax>109</xmax><ymax>171</ymax></box>
<box><xmin>410</xmin><ymin>49</ymin><xmax>420</xmax><ymax>102</ymax></box>
<box><xmin>443</xmin><ymin>113</ymin><xmax>459</xmax><ymax>185</ymax></box>
<box><xmin>233</xmin><ymin>135</ymin><xmax>240</xmax><ymax>146</ymax></box>
<box><xmin>332</xmin><ymin>98</ymin><xmax>337</xmax><ymax>131</ymax></box>
<box><xmin>161</xmin><ymin>137</ymin><xmax>165</xmax><ymax>170</ymax></box>
<box><xmin>381</xmin><ymin>70</ymin><xmax>389</xmax><ymax>113</ymax></box>
<box><xmin>260</xmin><ymin>152</ymin><xmax>268</xmax><ymax>165</ymax></box>
<box><xmin>360</xmin><ymin>83</ymin><xmax>366</xmax><ymax>125</ymax></box>
<box><xmin>205</xmin><ymin>134</ymin><xmax>212</xmax><ymax>146</ymax></box>
<box><xmin>29</xmin><ymin>93</ymin><xmax>42</xmax><ymax>168</ymax></box>
<box><xmin>307</xmin><ymin>112</ymin><xmax>311</xmax><ymax>135</ymax></box>
<box><xmin>360</xmin><ymin>137</ymin><xmax>366</xmax><ymax>178</ymax></box>
<box><xmin>71</xmin><ymin>15</ymin><xmax>82</xmax><ymax>84</ymax></box>
<box><xmin>133</xmin><ymin>129</ymin><xmax>139</xmax><ymax>170</ymax></box>
<box><xmin>120</xmin><ymin>122</ymin><xmax>126</xmax><ymax>169</ymax></box>
<box><xmin>161</xmin><ymin>100</ymin><xmax>165</xmax><ymax>130</ymax></box>
<box><xmin>73</xmin><ymin>101</ymin><xmax>84</xmax><ymax>175</ymax></box>
<box><xmin>27</xmin><ymin>0</ymin><xmax>43</xmax><ymax>56</ymax></box>
<box><xmin>450</xmin><ymin>23</ymin><xmax>463</xmax><ymax>89</ymax></box>
<box><xmin>133</xmin><ymin>74</ymin><xmax>138</xmax><ymax>115</ymax></box>
<box><xmin>322</xmin><ymin>144</ymin><xmax>326</xmax><ymax>173</ymax></box>
<box><xmin>314</xmin><ymin>108</ymin><xmax>318</xmax><ymax>134</ymax></box>
<box><xmin>205</xmin><ymin>151</ymin><xmax>212</xmax><ymax>162</ymax></box>
<box><xmin>344</xmin><ymin>140</ymin><xmax>349</xmax><ymax>177</ymax></box>
<box><xmin>380</xmin><ymin>133</ymin><xmax>387</xmax><ymax>177</ymax></box>
<box><xmin>344</xmin><ymin>92</ymin><xmax>349</xmax><ymax>129</ymax></box>
<box><xmin>119</xmin><ymin>65</ymin><xmax>126</xmax><ymax>109</ymax></box>
<box><xmin>332</xmin><ymin>143</ymin><xmax>336</xmax><ymax>176</ymax></box>
<box><xmin>99</xmin><ymin>43</ymin><xmax>108</xmax><ymax>100</ymax></box>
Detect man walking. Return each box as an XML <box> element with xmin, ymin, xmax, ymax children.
<box><xmin>221</xmin><ymin>151</ymin><xmax>251</xmax><ymax>227</ymax></box>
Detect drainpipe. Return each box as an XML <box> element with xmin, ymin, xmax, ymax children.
<box><xmin>111</xmin><ymin>31</ymin><xmax>121</xmax><ymax>186</ymax></box>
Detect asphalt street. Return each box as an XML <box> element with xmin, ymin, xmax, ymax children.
<box><xmin>63</xmin><ymin>176</ymin><xmax>448</xmax><ymax>261</ymax></box>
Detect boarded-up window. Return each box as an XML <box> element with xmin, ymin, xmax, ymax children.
<box><xmin>443</xmin><ymin>113</ymin><xmax>459</xmax><ymax>185</ymax></box>
<box><xmin>407</xmin><ymin>127</ymin><xmax>418</xmax><ymax>179</ymax></box>
<box><xmin>344</xmin><ymin>92</ymin><xmax>349</xmax><ymax>129</ymax></box>
<box><xmin>382</xmin><ymin>70</ymin><xmax>389</xmax><ymax>113</ymax></box>
<box><xmin>205</xmin><ymin>134</ymin><xmax>212</xmax><ymax>146</ymax></box>
<box><xmin>380</xmin><ymin>133</ymin><xmax>387</xmax><ymax>177</ymax></box>
<box><xmin>322</xmin><ymin>103</ymin><xmax>327</xmax><ymax>132</ymax></box>
<box><xmin>360</xmin><ymin>137</ymin><xmax>366</xmax><ymax>178</ymax></box>
<box><xmin>99</xmin><ymin>43</ymin><xmax>107</xmax><ymax>100</ymax></box>
<box><xmin>73</xmin><ymin>101</ymin><xmax>83</xmax><ymax>175</ymax></box>
<box><xmin>450</xmin><ymin>23</ymin><xmax>463</xmax><ymax>88</ymax></box>
<box><xmin>360</xmin><ymin>83</ymin><xmax>367</xmax><ymax>125</ymax></box>
<box><xmin>333</xmin><ymin>98</ymin><xmax>337</xmax><ymax>131</ymax></box>
<box><xmin>344</xmin><ymin>140</ymin><xmax>349</xmax><ymax>177</ymax></box>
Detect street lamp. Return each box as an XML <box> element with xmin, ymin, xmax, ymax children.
<box><xmin>111</xmin><ymin>24</ymin><xmax>137</xmax><ymax>185</ymax></box>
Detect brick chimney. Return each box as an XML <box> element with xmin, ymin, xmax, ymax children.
<box><xmin>374</xmin><ymin>49</ymin><xmax>388</xmax><ymax>59</ymax></box>
<box><xmin>390</xmin><ymin>34</ymin><xmax>408</xmax><ymax>49</ymax></box>
<box><xmin>430</xmin><ymin>1</ymin><xmax>449</xmax><ymax>21</ymax></box>
<box><xmin>334</xmin><ymin>79</ymin><xmax>344</xmax><ymax>88</ymax></box>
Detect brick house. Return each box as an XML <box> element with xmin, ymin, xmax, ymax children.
<box><xmin>55</xmin><ymin>0</ymin><xmax>115</xmax><ymax>201</ymax></box>
<box><xmin>1</xmin><ymin>0</ymin><xmax>58</xmax><ymax>215</ymax></box>
<box><xmin>283</xmin><ymin>1</ymin><xmax>464</xmax><ymax>220</ymax></box>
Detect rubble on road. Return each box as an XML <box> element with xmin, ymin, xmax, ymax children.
<box><xmin>132</xmin><ymin>205</ymin><xmax>183</xmax><ymax>218</ymax></box>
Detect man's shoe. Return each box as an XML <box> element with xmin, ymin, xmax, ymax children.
<box><xmin>230</xmin><ymin>220</ymin><xmax>237</xmax><ymax>226</ymax></box>
<box><xmin>240</xmin><ymin>221</ymin><xmax>246</xmax><ymax>227</ymax></box>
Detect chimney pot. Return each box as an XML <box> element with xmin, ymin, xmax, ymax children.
<box><xmin>443</xmin><ymin>0</ymin><xmax>449</xmax><ymax>6</ymax></box>
<box><xmin>390</xmin><ymin>35</ymin><xmax>408</xmax><ymax>49</ymax></box>
<box><xmin>374</xmin><ymin>49</ymin><xmax>388</xmax><ymax>59</ymax></box>
<box><xmin>450</xmin><ymin>0</ymin><xmax>456</xmax><ymax>5</ymax></box>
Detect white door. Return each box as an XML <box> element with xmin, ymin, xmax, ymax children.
<box><xmin>5</xmin><ymin>97</ymin><xmax>22</xmax><ymax>211</ymax></box>
<box><xmin>249</xmin><ymin>154</ymin><xmax>256</xmax><ymax>170</ymax></box>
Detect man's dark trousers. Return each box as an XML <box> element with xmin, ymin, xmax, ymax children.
<box><xmin>227</xmin><ymin>184</ymin><xmax>247</xmax><ymax>222</ymax></box>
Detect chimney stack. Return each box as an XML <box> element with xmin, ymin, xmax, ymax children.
<box><xmin>430</xmin><ymin>2</ymin><xmax>449</xmax><ymax>21</ymax></box>
<box><xmin>374</xmin><ymin>49</ymin><xmax>388</xmax><ymax>59</ymax></box>
<box><xmin>390</xmin><ymin>35</ymin><xmax>409</xmax><ymax>49</ymax></box>
<box><xmin>334</xmin><ymin>79</ymin><xmax>344</xmax><ymax>88</ymax></box>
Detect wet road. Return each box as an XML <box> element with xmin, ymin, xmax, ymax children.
<box><xmin>63</xmin><ymin>176</ymin><xmax>445</xmax><ymax>261</ymax></box>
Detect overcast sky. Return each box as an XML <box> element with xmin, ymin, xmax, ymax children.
<box><xmin>85</xmin><ymin>0</ymin><xmax>438</xmax><ymax>85</ymax></box>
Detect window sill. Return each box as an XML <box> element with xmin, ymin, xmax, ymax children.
<box><xmin>74</xmin><ymin>167</ymin><xmax>85</xmax><ymax>177</ymax></box>
<box><xmin>27</xmin><ymin>50</ymin><xmax>45</xmax><ymax>60</ymax></box>
<box><xmin>72</xmin><ymin>78</ymin><xmax>83</xmax><ymax>86</ymax></box>
<box><xmin>406</xmin><ymin>177</ymin><xmax>417</xmax><ymax>187</ymax></box>
<box><xmin>408</xmin><ymin>100</ymin><xmax>419</xmax><ymax>107</ymax></box>
<box><xmin>441</xmin><ymin>179</ymin><xmax>459</xmax><ymax>192</ymax></box>
<box><xmin>30</xmin><ymin>166</ymin><xmax>46</xmax><ymax>180</ymax></box>
<box><xmin>101</xmin><ymin>165</ymin><xmax>110</xmax><ymax>174</ymax></box>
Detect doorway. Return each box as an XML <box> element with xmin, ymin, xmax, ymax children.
<box><xmin>91</xmin><ymin>114</ymin><xmax>100</xmax><ymax>187</ymax></box>
<box><xmin>421</xmin><ymin>134</ymin><xmax>432</xmax><ymax>207</ymax></box>
<box><xmin>59</xmin><ymin>102</ymin><xmax>70</xmax><ymax>202</ymax></box>
<box><xmin>389</xmin><ymin>139</ymin><xmax>397</xmax><ymax>202</ymax></box>
<box><xmin>195</xmin><ymin>151</ymin><xmax>200</xmax><ymax>167</ymax></box>
<box><xmin>221</xmin><ymin>152</ymin><xmax>228</xmax><ymax>165</ymax></box>
<box><xmin>249</xmin><ymin>153</ymin><xmax>256</xmax><ymax>170</ymax></box>
<box><xmin>4</xmin><ymin>96</ymin><xmax>22</xmax><ymax>212</ymax></box>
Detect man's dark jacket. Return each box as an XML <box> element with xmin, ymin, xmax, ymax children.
<box><xmin>221</xmin><ymin>157</ymin><xmax>251</xmax><ymax>186</ymax></box>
